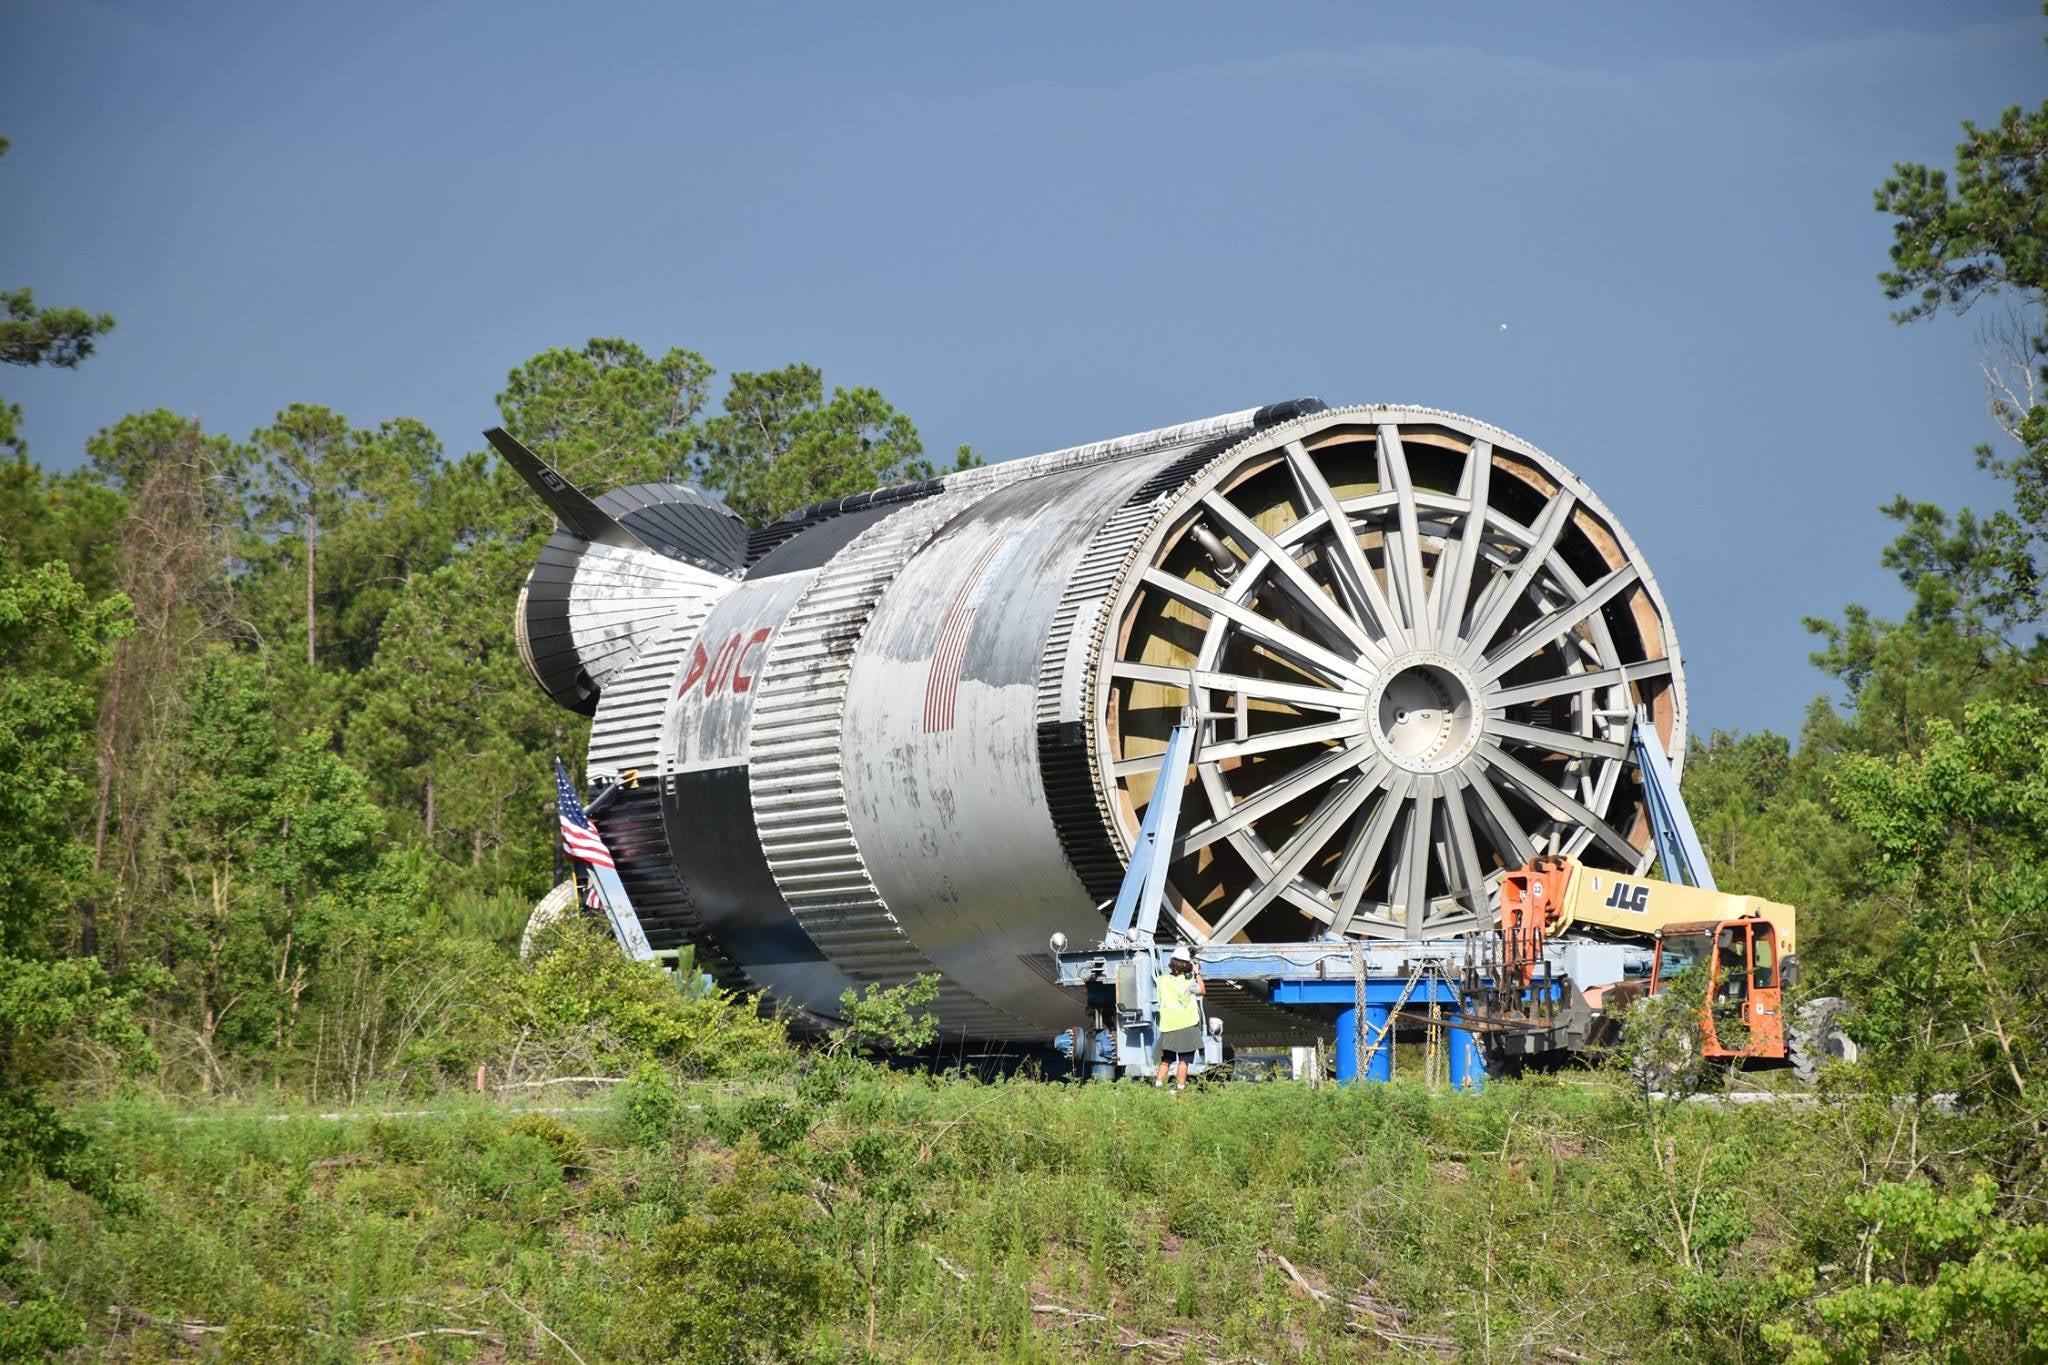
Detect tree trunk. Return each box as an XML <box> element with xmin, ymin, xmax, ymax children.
<box><xmin>424</xmin><ymin>770</ymin><xmax>436</xmax><ymax>842</ymax></box>
<box><xmin>82</xmin><ymin>641</ymin><xmax>132</xmax><ymax>958</ymax></box>
<box><xmin>92</xmin><ymin>650</ymin><xmax>125</xmax><ymax>874</ymax></box>
<box><xmin>305</xmin><ymin>506</ymin><xmax>318</xmax><ymax>668</ymax></box>
<box><xmin>200</xmin><ymin>1005</ymin><xmax>218</xmax><ymax>1096</ymax></box>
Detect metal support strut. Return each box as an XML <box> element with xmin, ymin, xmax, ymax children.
<box><xmin>1056</xmin><ymin>710</ymin><xmax>1489</xmax><ymax>1090</ymax></box>
<box><xmin>574</xmin><ymin>778</ymin><xmax>657</xmax><ymax>963</ymax></box>
<box><xmin>1631</xmin><ymin>707</ymin><xmax>1715</xmax><ymax>891</ymax></box>
<box><xmin>1105</xmin><ymin>716</ymin><xmax>1198</xmax><ymax>947</ymax></box>
<box><xmin>1069</xmin><ymin>716</ymin><xmax>1224</xmax><ymax>1079</ymax></box>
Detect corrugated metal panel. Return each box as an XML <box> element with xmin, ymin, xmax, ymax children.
<box><xmin>582</xmin><ymin>592</ymin><xmax>737</xmax><ymax>981</ymax></box>
<box><xmin>522</xmin><ymin>526</ymin><xmax>736</xmax><ymax>716</ymax></box>
<box><xmin>748</xmin><ymin>497</ymin><xmax>1032</xmax><ymax>1037</ymax></box>
<box><xmin>739</xmin><ymin>402</ymin><xmax>1322</xmax><ymax>569</ymax></box>
<box><xmin>596</xmin><ymin>481</ymin><xmax>746</xmax><ymax>574</ymax></box>
<box><xmin>595</xmin><ymin>781</ymin><xmax>748</xmax><ymax>988</ymax></box>
<box><xmin>1032</xmin><ymin>440</ymin><xmax>1238</xmax><ymax>903</ymax></box>
<box><xmin>586</xmin><ymin>610</ymin><xmax>713</xmax><ymax>780</ymax></box>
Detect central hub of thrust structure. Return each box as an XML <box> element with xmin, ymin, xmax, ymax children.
<box><xmin>514</xmin><ymin>401</ymin><xmax>1686</xmax><ymax>1042</ymax></box>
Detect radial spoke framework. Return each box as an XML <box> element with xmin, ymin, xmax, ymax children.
<box><xmin>1094</xmin><ymin>410</ymin><xmax>1685</xmax><ymax>945</ymax></box>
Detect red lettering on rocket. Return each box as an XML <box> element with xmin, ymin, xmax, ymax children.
<box><xmin>677</xmin><ymin>628</ymin><xmax>774</xmax><ymax>698</ymax></box>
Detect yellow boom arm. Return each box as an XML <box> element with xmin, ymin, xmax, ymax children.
<box><xmin>1508</xmin><ymin>858</ymin><xmax>1796</xmax><ymax>958</ymax></box>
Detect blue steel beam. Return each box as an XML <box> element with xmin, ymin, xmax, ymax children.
<box><xmin>1105</xmin><ymin>719</ymin><xmax>1198</xmax><ymax>945</ymax></box>
<box><xmin>1276</xmin><ymin>979</ymin><xmax>1485</xmax><ymax>1089</ymax></box>
<box><xmin>1632</xmin><ymin>706</ymin><xmax>1716</xmax><ymax>891</ymax></box>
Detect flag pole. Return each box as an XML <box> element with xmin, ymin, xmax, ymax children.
<box><xmin>553</xmin><ymin>757</ymin><xmax>656</xmax><ymax>962</ymax></box>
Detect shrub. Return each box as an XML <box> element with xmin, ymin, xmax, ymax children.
<box><xmin>506</xmin><ymin>1110</ymin><xmax>589</xmax><ymax>1177</ymax></box>
<box><xmin>1765</xmin><ymin>1177</ymin><xmax>2048</xmax><ymax>1362</ymax></box>
<box><xmin>618</xmin><ymin>1142</ymin><xmax>843</xmax><ymax>1363</ymax></box>
<box><xmin>621</xmin><ymin>1061</ymin><xmax>684</xmax><ymax>1150</ymax></box>
<box><xmin>517</xmin><ymin>921</ymin><xmax>791</xmax><ymax>1076</ymax></box>
<box><xmin>833</xmin><ymin>973</ymin><xmax>940</xmax><ymax>1054</ymax></box>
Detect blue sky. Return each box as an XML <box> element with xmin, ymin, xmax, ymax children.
<box><xmin>5</xmin><ymin>1</ymin><xmax>2041</xmax><ymax>739</ymax></box>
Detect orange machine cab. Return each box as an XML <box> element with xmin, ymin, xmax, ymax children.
<box><xmin>1647</xmin><ymin>918</ymin><xmax>1785</xmax><ymax>1059</ymax></box>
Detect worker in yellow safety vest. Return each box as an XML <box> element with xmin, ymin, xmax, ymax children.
<box><xmin>1153</xmin><ymin>945</ymin><xmax>1206</xmax><ymax>1092</ymax></box>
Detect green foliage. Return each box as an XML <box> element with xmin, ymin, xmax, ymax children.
<box><xmin>1829</xmin><ymin>702</ymin><xmax>2048</xmax><ymax>1138</ymax></box>
<box><xmin>497</xmin><ymin>337</ymin><xmax>713</xmax><ymax>494</ymax></box>
<box><xmin>834</xmin><ymin>971</ymin><xmax>942</xmax><ymax>1054</ymax></box>
<box><xmin>0</xmin><ymin>955</ymin><xmax>151</xmax><ymax>1359</ymax></box>
<box><xmin>239</xmin><ymin>403</ymin><xmax>450</xmax><ymax>677</ymax></box>
<box><xmin>622</xmin><ymin>1142</ymin><xmax>844</xmax><ymax>1363</ymax></box>
<box><xmin>142</xmin><ymin>647</ymin><xmax>428</xmax><ymax>1087</ymax></box>
<box><xmin>1619</xmin><ymin>971</ymin><xmax>1713</xmax><ymax>1096</ymax></box>
<box><xmin>622</xmin><ymin>1060</ymin><xmax>685</xmax><ymax>1150</ymax></box>
<box><xmin>0</xmin><ymin>541</ymin><xmax>137</xmax><ymax>1360</ymax></box>
<box><xmin>0</xmin><ymin>1078</ymin><xmax>1941</xmax><ymax>1363</ymax></box>
<box><xmin>1840</xmin><ymin>17</ymin><xmax>2048</xmax><ymax>722</ymax></box>
<box><xmin>505</xmin><ymin>1109</ymin><xmax>589</xmax><ymax>1176</ymax></box>
<box><xmin>0</xmin><ymin>286</ymin><xmax>114</xmax><ymax>372</ymax></box>
<box><xmin>699</xmin><ymin>363</ymin><xmax>981</xmax><ymax>526</ymax></box>
<box><xmin>344</xmin><ymin>538</ymin><xmax>563</xmax><ymax>889</ymax></box>
<box><xmin>1767</xmin><ymin>1177</ymin><xmax>2048</xmax><ymax>1363</ymax></box>
<box><xmin>0</xmin><ymin>320</ymin><xmax>959</xmax><ymax>1106</ymax></box>
<box><xmin>1</xmin><ymin>137</ymin><xmax>117</xmax><ymax>460</ymax></box>
<box><xmin>0</xmin><ymin>459</ymin><xmax>124</xmax><ymax>596</ymax></box>
<box><xmin>0</xmin><ymin>544</ymin><xmax>128</xmax><ymax>957</ymax></box>
<box><xmin>84</xmin><ymin>407</ymin><xmax>234</xmax><ymax>508</ymax></box>
<box><xmin>520</xmin><ymin>919</ymin><xmax>791</xmax><ymax>1077</ymax></box>
<box><xmin>1682</xmin><ymin>729</ymin><xmax>1870</xmax><ymax>969</ymax></box>
<box><xmin>1876</xmin><ymin>75</ymin><xmax>2048</xmax><ymax>324</ymax></box>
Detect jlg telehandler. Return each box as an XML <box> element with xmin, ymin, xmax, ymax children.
<box><xmin>1473</xmin><ymin>854</ymin><xmax>1857</xmax><ymax>1087</ymax></box>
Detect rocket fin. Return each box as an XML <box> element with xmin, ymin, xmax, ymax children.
<box><xmin>485</xmin><ymin>427</ymin><xmax>652</xmax><ymax>552</ymax></box>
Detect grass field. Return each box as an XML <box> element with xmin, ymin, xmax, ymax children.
<box><xmin>22</xmin><ymin>1067</ymin><xmax>1897</xmax><ymax>1363</ymax></box>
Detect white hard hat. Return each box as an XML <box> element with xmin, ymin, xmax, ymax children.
<box><xmin>1171</xmin><ymin>944</ymin><xmax>1193</xmax><ymax>964</ymax></box>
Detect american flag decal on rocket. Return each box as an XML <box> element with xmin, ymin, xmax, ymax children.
<box><xmin>923</xmin><ymin>537</ymin><xmax>1014</xmax><ymax>732</ymax></box>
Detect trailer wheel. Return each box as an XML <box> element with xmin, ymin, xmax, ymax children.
<box><xmin>520</xmin><ymin>880</ymin><xmax>579</xmax><ymax>961</ymax></box>
<box><xmin>1789</xmin><ymin>997</ymin><xmax>1859</xmax><ymax>1086</ymax></box>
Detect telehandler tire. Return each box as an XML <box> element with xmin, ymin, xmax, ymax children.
<box><xmin>520</xmin><ymin>879</ymin><xmax>579</xmax><ymax>961</ymax></box>
<box><xmin>1789</xmin><ymin>997</ymin><xmax>1859</xmax><ymax>1085</ymax></box>
<box><xmin>1628</xmin><ymin>1013</ymin><xmax>1705</xmax><ymax>1096</ymax></box>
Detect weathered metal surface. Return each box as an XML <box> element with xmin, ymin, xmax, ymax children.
<box><xmin>654</xmin><ymin>568</ymin><xmax>855</xmax><ymax>1014</ymax></box>
<box><xmin>841</xmin><ymin>455</ymin><xmax>1170</xmax><ymax>1029</ymax></box>
<box><xmin>509</xmin><ymin>400</ymin><xmax>1686</xmax><ymax>1040</ymax></box>
<box><xmin>749</xmin><ymin>493</ymin><xmax>1029</xmax><ymax>1036</ymax></box>
<box><xmin>519</xmin><ymin>532</ymin><xmax>738</xmax><ymax>715</ymax></box>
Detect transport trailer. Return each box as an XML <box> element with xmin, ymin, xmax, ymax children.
<box><xmin>1048</xmin><ymin>717</ymin><xmax>1852</xmax><ymax>1088</ymax></box>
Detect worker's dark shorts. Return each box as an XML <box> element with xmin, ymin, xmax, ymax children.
<box><xmin>1159</xmin><ymin>1024</ymin><xmax>1202</xmax><ymax>1055</ymax></box>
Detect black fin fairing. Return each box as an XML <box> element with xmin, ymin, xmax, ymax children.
<box><xmin>485</xmin><ymin>426</ymin><xmax>652</xmax><ymax>553</ymax></box>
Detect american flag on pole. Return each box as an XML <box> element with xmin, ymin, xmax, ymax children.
<box><xmin>555</xmin><ymin>759</ymin><xmax>616</xmax><ymax>869</ymax></box>
<box><xmin>551</xmin><ymin>757</ymin><xmax>655</xmax><ymax>961</ymax></box>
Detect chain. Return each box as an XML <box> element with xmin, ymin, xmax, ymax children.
<box><xmin>1425</xmin><ymin>965</ymin><xmax>1445</xmax><ymax>1090</ymax></box>
<box><xmin>1350</xmin><ymin>941</ymin><xmax>1368</xmax><ymax>1075</ymax></box>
